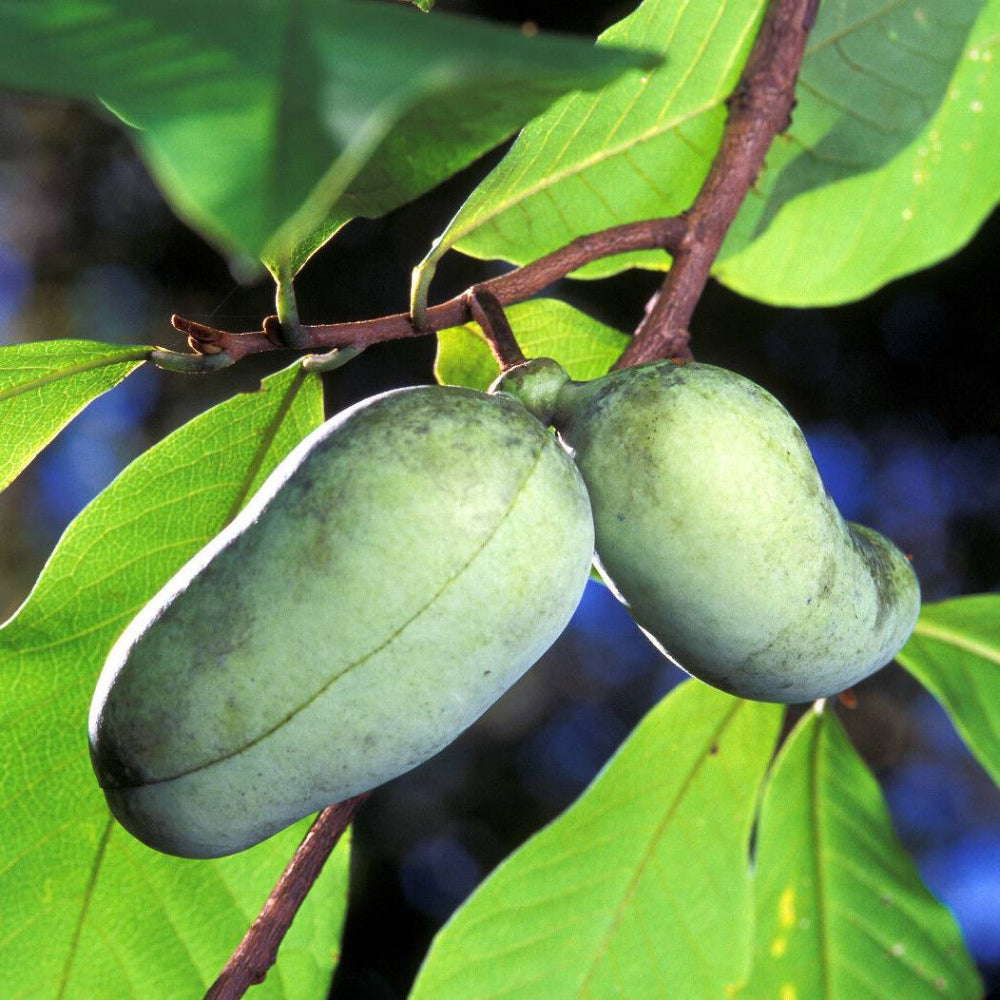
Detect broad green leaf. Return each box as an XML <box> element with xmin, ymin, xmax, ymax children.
<box><xmin>415</xmin><ymin>0</ymin><xmax>982</xmax><ymax>309</ymax></box>
<box><xmin>0</xmin><ymin>362</ymin><xmax>343</xmax><ymax>998</ymax></box>
<box><xmin>0</xmin><ymin>340</ymin><xmax>148</xmax><ymax>493</ymax></box>
<box><xmin>435</xmin><ymin>298</ymin><xmax>628</xmax><ymax>390</ymax></box>
<box><xmin>717</xmin><ymin>0</ymin><xmax>996</xmax><ymax>304</ymax></box>
<box><xmin>412</xmin><ymin>0</ymin><xmax>764</xmax><ymax>308</ymax></box>
<box><xmin>411</xmin><ymin>682</ymin><xmax>783</xmax><ymax>1000</ymax></box>
<box><xmin>0</xmin><ymin>1</ymin><xmax>654</xmax><ymax>274</ymax></box>
<box><xmin>739</xmin><ymin>708</ymin><xmax>980</xmax><ymax>999</ymax></box>
<box><xmin>897</xmin><ymin>595</ymin><xmax>1000</xmax><ymax>788</ymax></box>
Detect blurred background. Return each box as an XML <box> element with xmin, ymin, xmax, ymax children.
<box><xmin>1</xmin><ymin>2</ymin><xmax>998</xmax><ymax>996</ymax></box>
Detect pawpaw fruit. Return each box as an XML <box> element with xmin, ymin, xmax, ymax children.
<box><xmin>89</xmin><ymin>385</ymin><xmax>594</xmax><ymax>858</ymax></box>
<box><xmin>494</xmin><ymin>358</ymin><xmax>919</xmax><ymax>703</ymax></box>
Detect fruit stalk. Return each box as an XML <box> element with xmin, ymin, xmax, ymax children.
<box><xmin>465</xmin><ymin>287</ymin><xmax>526</xmax><ymax>371</ymax></box>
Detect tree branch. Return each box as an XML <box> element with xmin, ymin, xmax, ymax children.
<box><xmin>615</xmin><ymin>0</ymin><xmax>819</xmax><ymax>367</ymax></box>
<box><xmin>169</xmin><ymin>216</ymin><xmax>688</xmax><ymax>363</ymax></box>
<box><xmin>168</xmin><ymin>0</ymin><xmax>816</xmax><ymax>375</ymax></box>
<box><xmin>204</xmin><ymin>794</ymin><xmax>369</xmax><ymax>1000</ymax></box>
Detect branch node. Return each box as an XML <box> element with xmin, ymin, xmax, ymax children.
<box><xmin>261</xmin><ymin>315</ymin><xmax>286</xmax><ymax>348</ymax></box>
<box><xmin>172</xmin><ymin>315</ymin><xmax>226</xmax><ymax>355</ymax></box>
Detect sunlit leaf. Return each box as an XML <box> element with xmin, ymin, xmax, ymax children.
<box><xmin>0</xmin><ymin>362</ymin><xmax>344</xmax><ymax>998</ymax></box>
<box><xmin>414</xmin><ymin>0</ymin><xmax>984</xmax><ymax>308</ymax></box>
<box><xmin>738</xmin><ymin>708</ymin><xmax>980</xmax><ymax>999</ymax></box>
<box><xmin>412</xmin><ymin>0</ymin><xmax>763</xmax><ymax>307</ymax></box>
<box><xmin>411</xmin><ymin>682</ymin><xmax>783</xmax><ymax>999</ymax></box>
<box><xmin>897</xmin><ymin>595</ymin><xmax>1000</xmax><ymax>788</ymax></box>
<box><xmin>0</xmin><ymin>340</ymin><xmax>148</xmax><ymax>493</ymax></box>
<box><xmin>718</xmin><ymin>0</ymin><xmax>996</xmax><ymax>304</ymax></box>
<box><xmin>435</xmin><ymin>298</ymin><xmax>628</xmax><ymax>391</ymax></box>
<box><xmin>0</xmin><ymin>0</ymin><xmax>654</xmax><ymax>274</ymax></box>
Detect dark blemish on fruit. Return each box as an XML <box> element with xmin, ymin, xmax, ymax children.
<box><xmin>817</xmin><ymin>550</ymin><xmax>838</xmax><ymax>598</ymax></box>
<box><xmin>848</xmin><ymin>524</ymin><xmax>897</xmax><ymax>631</ymax></box>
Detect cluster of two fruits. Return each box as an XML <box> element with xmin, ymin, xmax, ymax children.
<box><xmin>89</xmin><ymin>358</ymin><xmax>919</xmax><ymax>859</ymax></box>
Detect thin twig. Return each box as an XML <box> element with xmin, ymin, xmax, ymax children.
<box><xmin>204</xmin><ymin>794</ymin><xmax>369</xmax><ymax>1000</ymax></box>
<box><xmin>615</xmin><ymin>0</ymin><xmax>820</xmax><ymax>367</ymax></box>
<box><xmin>171</xmin><ymin>217</ymin><xmax>688</xmax><ymax>362</ymax></box>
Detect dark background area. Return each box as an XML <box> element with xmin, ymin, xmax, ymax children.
<box><xmin>0</xmin><ymin>2</ymin><xmax>998</xmax><ymax>997</ymax></box>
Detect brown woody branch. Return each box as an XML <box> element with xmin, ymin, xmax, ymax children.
<box><xmin>171</xmin><ymin>216</ymin><xmax>688</xmax><ymax>364</ymax></box>
<box><xmin>616</xmin><ymin>0</ymin><xmax>819</xmax><ymax>366</ymax></box>
<box><xmin>204</xmin><ymin>794</ymin><xmax>369</xmax><ymax>1000</ymax></box>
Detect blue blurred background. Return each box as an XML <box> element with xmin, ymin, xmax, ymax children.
<box><xmin>1</xmin><ymin>3</ymin><xmax>998</xmax><ymax>995</ymax></box>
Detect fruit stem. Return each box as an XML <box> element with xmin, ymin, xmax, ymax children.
<box><xmin>465</xmin><ymin>287</ymin><xmax>526</xmax><ymax>371</ymax></box>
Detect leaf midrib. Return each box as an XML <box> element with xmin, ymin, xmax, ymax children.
<box><xmin>56</xmin><ymin>817</ymin><xmax>113</xmax><ymax>999</ymax></box>
<box><xmin>811</xmin><ymin>714</ymin><xmax>832</xmax><ymax>998</ymax></box>
<box><xmin>0</xmin><ymin>350</ymin><xmax>149</xmax><ymax>403</ymax></box>
<box><xmin>912</xmin><ymin>618</ymin><xmax>1000</xmax><ymax>666</ymax></box>
<box><xmin>444</xmin><ymin>0</ymin><xmax>973</xmax><ymax>264</ymax></box>
<box><xmin>224</xmin><ymin>363</ymin><xmax>308</xmax><ymax>523</ymax></box>
<box><xmin>574</xmin><ymin>700</ymin><xmax>744</xmax><ymax>998</ymax></box>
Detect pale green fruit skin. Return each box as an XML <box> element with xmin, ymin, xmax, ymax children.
<box><xmin>89</xmin><ymin>386</ymin><xmax>594</xmax><ymax>859</ymax></box>
<box><xmin>497</xmin><ymin>358</ymin><xmax>920</xmax><ymax>703</ymax></box>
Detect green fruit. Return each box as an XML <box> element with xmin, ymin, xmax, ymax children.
<box><xmin>494</xmin><ymin>358</ymin><xmax>920</xmax><ymax>703</ymax></box>
<box><xmin>89</xmin><ymin>386</ymin><xmax>594</xmax><ymax>859</ymax></box>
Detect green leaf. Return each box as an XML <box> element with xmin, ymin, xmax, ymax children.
<box><xmin>897</xmin><ymin>595</ymin><xmax>1000</xmax><ymax>788</ymax></box>
<box><xmin>435</xmin><ymin>298</ymin><xmax>628</xmax><ymax>390</ymax></box>
<box><xmin>415</xmin><ymin>0</ymin><xmax>985</xmax><ymax>309</ymax></box>
<box><xmin>0</xmin><ymin>362</ymin><xmax>342</xmax><ymax>998</ymax></box>
<box><xmin>738</xmin><ymin>708</ymin><xmax>980</xmax><ymax>999</ymax></box>
<box><xmin>0</xmin><ymin>340</ymin><xmax>148</xmax><ymax>493</ymax></box>
<box><xmin>0</xmin><ymin>1</ymin><xmax>654</xmax><ymax>274</ymax></box>
<box><xmin>411</xmin><ymin>682</ymin><xmax>783</xmax><ymax>1000</ymax></box>
<box><xmin>717</xmin><ymin>0</ymin><xmax>995</xmax><ymax>305</ymax></box>
<box><xmin>412</xmin><ymin>0</ymin><xmax>763</xmax><ymax>306</ymax></box>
